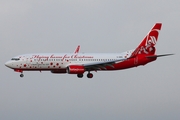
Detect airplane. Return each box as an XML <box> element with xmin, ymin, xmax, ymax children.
<box><xmin>5</xmin><ymin>23</ymin><xmax>173</xmax><ymax>78</ymax></box>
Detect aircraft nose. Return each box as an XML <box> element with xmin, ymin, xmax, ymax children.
<box><xmin>5</xmin><ymin>61</ymin><xmax>12</xmax><ymax>68</ymax></box>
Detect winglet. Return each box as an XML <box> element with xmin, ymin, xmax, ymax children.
<box><xmin>74</xmin><ymin>45</ymin><xmax>80</xmax><ymax>54</ymax></box>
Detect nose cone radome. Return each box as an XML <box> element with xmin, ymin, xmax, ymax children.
<box><xmin>5</xmin><ymin>61</ymin><xmax>12</xmax><ymax>68</ymax></box>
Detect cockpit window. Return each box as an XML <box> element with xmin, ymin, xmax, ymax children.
<box><xmin>11</xmin><ymin>58</ymin><xmax>20</xmax><ymax>61</ymax></box>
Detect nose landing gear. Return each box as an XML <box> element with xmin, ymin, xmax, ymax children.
<box><xmin>20</xmin><ymin>73</ymin><xmax>24</xmax><ymax>78</ymax></box>
<box><xmin>14</xmin><ymin>69</ymin><xmax>24</xmax><ymax>78</ymax></box>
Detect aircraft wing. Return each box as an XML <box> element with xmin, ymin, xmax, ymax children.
<box><xmin>83</xmin><ymin>58</ymin><xmax>127</xmax><ymax>71</ymax></box>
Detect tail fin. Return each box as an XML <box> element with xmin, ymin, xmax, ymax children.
<box><xmin>130</xmin><ymin>23</ymin><xmax>162</xmax><ymax>58</ymax></box>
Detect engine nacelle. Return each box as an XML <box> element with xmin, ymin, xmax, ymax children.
<box><xmin>67</xmin><ymin>65</ymin><xmax>85</xmax><ymax>74</ymax></box>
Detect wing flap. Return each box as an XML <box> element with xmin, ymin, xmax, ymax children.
<box><xmin>83</xmin><ymin>58</ymin><xmax>126</xmax><ymax>71</ymax></box>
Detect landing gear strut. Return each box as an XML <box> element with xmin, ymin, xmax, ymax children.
<box><xmin>14</xmin><ymin>69</ymin><xmax>24</xmax><ymax>78</ymax></box>
<box><xmin>87</xmin><ymin>72</ymin><xmax>93</xmax><ymax>78</ymax></box>
<box><xmin>20</xmin><ymin>73</ymin><xmax>24</xmax><ymax>78</ymax></box>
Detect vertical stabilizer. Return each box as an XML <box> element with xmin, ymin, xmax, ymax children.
<box><xmin>130</xmin><ymin>23</ymin><xmax>162</xmax><ymax>58</ymax></box>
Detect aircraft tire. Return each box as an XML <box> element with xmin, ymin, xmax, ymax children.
<box><xmin>77</xmin><ymin>74</ymin><xmax>83</xmax><ymax>78</ymax></box>
<box><xmin>20</xmin><ymin>74</ymin><xmax>24</xmax><ymax>78</ymax></box>
<box><xmin>87</xmin><ymin>73</ymin><xmax>93</xmax><ymax>78</ymax></box>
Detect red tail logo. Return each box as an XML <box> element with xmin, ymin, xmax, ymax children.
<box><xmin>131</xmin><ymin>23</ymin><xmax>162</xmax><ymax>57</ymax></box>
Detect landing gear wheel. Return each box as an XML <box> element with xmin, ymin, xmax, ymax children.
<box><xmin>77</xmin><ymin>74</ymin><xmax>83</xmax><ymax>78</ymax></box>
<box><xmin>20</xmin><ymin>74</ymin><xmax>24</xmax><ymax>78</ymax></box>
<box><xmin>87</xmin><ymin>73</ymin><xmax>93</xmax><ymax>78</ymax></box>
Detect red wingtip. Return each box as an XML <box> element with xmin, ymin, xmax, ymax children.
<box><xmin>74</xmin><ymin>45</ymin><xmax>80</xmax><ymax>54</ymax></box>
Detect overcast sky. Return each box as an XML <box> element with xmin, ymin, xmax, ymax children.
<box><xmin>0</xmin><ymin>0</ymin><xmax>179</xmax><ymax>120</ymax></box>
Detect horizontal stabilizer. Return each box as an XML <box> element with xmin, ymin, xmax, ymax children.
<box><xmin>146</xmin><ymin>54</ymin><xmax>174</xmax><ymax>58</ymax></box>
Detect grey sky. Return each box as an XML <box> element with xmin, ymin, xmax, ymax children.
<box><xmin>0</xmin><ymin>0</ymin><xmax>179</xmax><ymax>120</ymax></box>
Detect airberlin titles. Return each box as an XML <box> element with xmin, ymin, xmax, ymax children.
<box><xmin>32</xmin><ymin>54</ymin><xmax>94</xmax><ymax>61</ymax></box>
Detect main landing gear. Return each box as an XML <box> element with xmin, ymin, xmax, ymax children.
<box><xmin>77</xmin><ymin>72</ymin><xmax>93</xmax><ymax>78</ymax></box>
<box><xmin>77</xmin><ymin>74</ymin><xmax>83</xmax><ymax>78</ymax></box>
<box><xmin>87</xmin><ymin>73</ymin><xmax>93</xmax><ymax>78</ymax></box>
